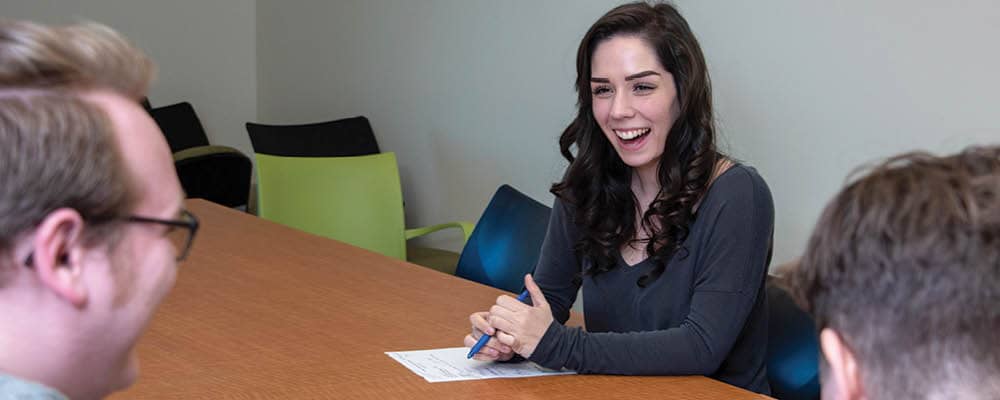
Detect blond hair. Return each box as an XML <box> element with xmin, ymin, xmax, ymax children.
<box><xmin>0</xmin><ymin>20</ymin><xmax>155</xmax><ymax>278</ymax></box>
<box><xmin>0</xmin><ymin>21</ymin><xmax>152</xmax><ymax>97</ymax></box>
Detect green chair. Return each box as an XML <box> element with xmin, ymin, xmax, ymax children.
<box><xmin>255</xmin><ymin>152</ymin><xmax>473</xmax><ymax>260</ymax></box>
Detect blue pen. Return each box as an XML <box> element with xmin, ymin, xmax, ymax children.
<box><xmin>467</xmin><ymin>290</ymin><xmax>530</xmax><ymax>359</ymax></box>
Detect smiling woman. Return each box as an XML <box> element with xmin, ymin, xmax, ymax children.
<box><xmin>463</xmin><ymin>1</ymin><xmax>774</xmax><ymax>395</ymax></box>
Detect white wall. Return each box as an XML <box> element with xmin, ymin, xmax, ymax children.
<box><xmin>2</xmin><ymin>0</ymin><xmax>258</xmax><ymax>157</ymax></box>
<box><xmin>257</xmin><ymin>0</ymin><xmax>1000</xmax><ymax>266</ymax></box>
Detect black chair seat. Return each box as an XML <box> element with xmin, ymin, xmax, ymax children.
<box><xmin>173</xmin><ymin>145</ymin><xmax>252</xmax><ymax>208</ymax></box>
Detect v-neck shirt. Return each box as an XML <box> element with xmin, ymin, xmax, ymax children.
<box><xmin>528</xmin><ymin>164</ymin><xmax>773</xmax><ymax>395</ymax></box>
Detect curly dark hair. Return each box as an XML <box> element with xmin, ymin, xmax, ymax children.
<box><xmin>551</xmin><ymin>2</ymin><xmax>719</xmax><ymax>286</ymax></box>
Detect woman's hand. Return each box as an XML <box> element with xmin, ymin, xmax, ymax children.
<box><xmin>488</xmin><ymin>275</ymin><xmax>554</xmax><ymax>359</ymax></box>
<box><xmin>464</xmin><ymin>311</ymin><xmax>515</xmax><ymax>361</ymax></box>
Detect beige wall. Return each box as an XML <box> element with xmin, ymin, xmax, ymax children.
<box><xmin>2</xmin><ymin>0</ymin><xmax>258</xmax><ymax>157</ymax></box>
<box><xmin>256</xmin><ymin>0</ymin><xmax>1000</xmax><ymax>265</ymax></box>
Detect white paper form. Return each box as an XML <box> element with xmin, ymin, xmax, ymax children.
<box><xmin>385</xmin><ymin>347</ymin><xmax>576</xmax><ymax>383</ymax></box>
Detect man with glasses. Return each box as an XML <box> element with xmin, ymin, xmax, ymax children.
<box><xmin>0</xmin><ymin>21</ymin><xmax>197</xmax><ymax>399</ymax></box>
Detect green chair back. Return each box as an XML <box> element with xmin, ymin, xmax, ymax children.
<box><xmin>256</xmin><ymin>152</ymin><xmax>407</xmax><ymax>259</ymax></box>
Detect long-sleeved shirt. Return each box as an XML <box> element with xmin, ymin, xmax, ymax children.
<box><xmin>528</xmin><ymin>164</ymin><xmax>773</xmax><ymax>395</ymax></box>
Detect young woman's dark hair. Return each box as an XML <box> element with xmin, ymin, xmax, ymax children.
<box><xmin>551</xmin><ymin>1</ymin><xmax>719</xmax><ymax>286</ymax></box>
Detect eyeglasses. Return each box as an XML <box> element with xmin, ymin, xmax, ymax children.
<box><xmin>127</xmin><ymin>209</ymin><xmax>200</xmax><ymax>261</ymax></box>
<box><xmin>24</xmin><ymin>209</ymin><xmax>200</xmax><ymax>267</ymax></box>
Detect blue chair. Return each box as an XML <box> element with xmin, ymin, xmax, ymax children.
<box><xmin>767</xmin><ymin>276</ymin><xmax>821</xmax><ymax>400</ymax></box>
<box><xmin>454</xmin><ymin>185</ymin><xmax>551</xmax><ymax>293</ymax></box>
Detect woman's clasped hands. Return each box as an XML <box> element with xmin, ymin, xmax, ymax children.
<box><xmin>464</xmin><ymin>274</ymin><xmax>554</xmax><ymax>361</ymax></box>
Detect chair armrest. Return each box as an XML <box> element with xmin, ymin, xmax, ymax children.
<box><xmin>173</xmin><ymin>144</ymin><xmax>246</xmax><ymax>162</ymax></box>
<box><xmin>405</xmin><ymin>221</ymin><xmax>475</xmax><ymax>243</ymax></box>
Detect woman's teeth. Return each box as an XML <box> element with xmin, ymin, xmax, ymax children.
<box><xmin>615</xmin><ymin>128</ymin><xmax>650</xmax><ymax>140</ymax></box>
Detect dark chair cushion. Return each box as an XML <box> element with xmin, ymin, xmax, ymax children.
<box><xmin>149</xmin><ymin>102</ymin><xmax>210</xmax><ymax>153</ymax></box>
<box><xmin>246</xmin><ymin>116</ymin><xmax>379</xmax><ymax>157</ymax></box>
<box><xmin>173</xmin><ymin>146</ymin><xmax>252</xmax><ymax>208</ymax></box>
<box><xmin>766</xmin><ymin>277</ymin><xmax>821</xmax><ymax>400</ymax></box>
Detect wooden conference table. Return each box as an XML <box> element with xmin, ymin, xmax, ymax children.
<box><xmin>112</xmin><ymin>199</ymin><xmax>769</xmax><ymax>399</ymax></box>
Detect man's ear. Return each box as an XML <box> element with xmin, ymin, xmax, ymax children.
<box><xmin>31</xmin><ymin>208</ymin><xmax>89</xmax><ymax>307</ymax></box>
<box><xmin>820</xmin><ymin>328</ymin><xmax>866</xmax><ymax>400</ymax></box>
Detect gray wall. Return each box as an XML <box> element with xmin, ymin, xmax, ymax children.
<box><xmin>255</xmin><ymin>0</ymin><xmax>614</xmax><ymax>252</ymax></box>
<box><xmin>2</xmin><ymin>0</ymin><xmax>258</xmax><ymax>157</ymax></box>
<box><xmin>256</xmin><ymin>0</ymin><xmax>1000</xmax><ymax>265</ymax></box>
<box><xmin>6</xmin><ymin>1</ymin><xmax>999</xmax><ymax>267</ymax></box>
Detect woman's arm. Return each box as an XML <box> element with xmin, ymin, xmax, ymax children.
<box><xmin>464</xmin><ymin>197</ymin><xmax>581</xmax><ymax>361</ymax></box>
<box><xmin>530</xmin><ymin>198</ymin><xmax>583</xmax><ymax>324</ymax></box>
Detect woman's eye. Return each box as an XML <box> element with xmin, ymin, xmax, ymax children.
<box><xmin>591</xmin><ymin>86</ymin><xmax>612</xmax><ymax>97</ymax></box>
<box><xmin>634</xmin><ymin>84</ymin><xmax>655</xmax><ymax>93</ymax></box>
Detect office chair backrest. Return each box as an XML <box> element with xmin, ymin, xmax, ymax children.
<box><xmin>455</xmin><ymin>185</ymin><xmax>551</xmax><ymax>293</ymax></box>
<box><xmin>767</xmin><ymin>276</ymin><xmax>821</xmax><ymax>400</ymax></box>
<box><xmin>173</xmin><ymin>146</ymin><xmax>253</xmax><ymax>208</ymax></box>
<box><xmin>149</xmin><ymin>102</ymin><xmax>211</xmax><ymax>153</ymax></box>
<box><xmin>255</xmin><ymin>152</ymin><xmax>407</xmax><ymax>259</ymax></box>
<box><xmin>246</xmin><ymin>116</ymin><xmax>380</xmax><ymax>157</ymax></box>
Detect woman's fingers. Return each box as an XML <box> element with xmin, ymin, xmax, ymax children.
<box><xmin>494</xmin><ymin>330</ymin><xmax>517</xmax><ymax>348</ymax></box>
<box><xmin>496</xmin><ymin>293</ymin><xmax>530</xmax><ymax>310</ymax></box>
<box><xmin>524</xmin><ymin>274</ymin><xmax>549</xmax><ymax>308</ymax></box>
<box><xmin>489</xmin><ymin>313</ymin><xmax>517</xmax><ymax>335</ymax></box>
<box><xmin>469</xmin><ymin>311</ymin><xmax>495</xmax><ymax>335</ymax></box>
<box><xmin>464</xmin><ymin>334</ymin><xmax>512</xmax><ymax>360</ymax></box>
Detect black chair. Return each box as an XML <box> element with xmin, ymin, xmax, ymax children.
<box><xmin>767</xmin><ymin>276</ymin><xmax>821</xmax><ymax>400</ymax></box>
<box><xmin>147</xmin><ymin>101</ymin><xmax>253</xmax><ymax>209</ymax></box>
<box><xmin>149</xmin><ymin>102</ymin><xmax>210</xmax><ymax>153</ymax></box>
<box><xmin>246</xmin><ymin>116</ymin><xmax>379</xmax><ymax>157</ymax></box>
<box><xmin>173</xmin><ymin>146</ymin><xmax>253</xmax><ymax>209</ymax></box>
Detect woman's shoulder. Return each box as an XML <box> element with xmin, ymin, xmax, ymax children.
<box><xmin>702</xmin><ymin>163</ymin><xmax>774</xmax><ymax>211</ymax></box>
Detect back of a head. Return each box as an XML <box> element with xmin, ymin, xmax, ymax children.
<box><xmin>790</xmin><ymin>146</ymin><xmax>1000</xmax><ymax>399</ymax></box>
<box><xmin>0</xmin><ymin>20</ymin><xmax>154</xmax><ymax>278</ymax></box>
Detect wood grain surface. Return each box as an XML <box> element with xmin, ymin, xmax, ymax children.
<box><xmin>111</xmin><ymin>199</ymin><xmax>770</xmax><ymax>399</ymax></box>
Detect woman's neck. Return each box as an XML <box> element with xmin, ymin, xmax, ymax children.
<box><xmin>631</xmin><ymin>163</ymin><xmax>661</xmax><ymax>207</ymax></box>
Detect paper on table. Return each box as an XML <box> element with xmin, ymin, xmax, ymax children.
<box><xmin>385</xmin><ymin>347</ymin><xmax>576</xmax><ymax>383</ymax></box>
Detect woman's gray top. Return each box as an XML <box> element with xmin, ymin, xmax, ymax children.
<box><xmin>528</xmin><ymin>164</ymin><xmax>773</xmax><ymax>395</ymax></box>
